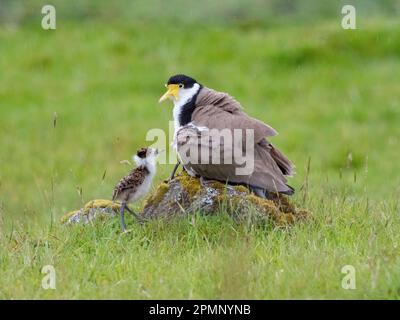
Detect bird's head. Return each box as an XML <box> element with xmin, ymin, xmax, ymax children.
<box><xmin>159</xmin><ymin>74</ymin><xmax>201</xmax><ymax>105</ymax></box>
<box><xmin>133</xmin><ymin>147</ymin><xmax>162</xmax><ymax>168</ymax></box>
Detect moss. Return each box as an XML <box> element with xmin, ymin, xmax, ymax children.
<box><xmin>83</xmin><ymin>199</ymin><xmax>120</xmax><ymax>212</ymax></box>
<box><xmin>175</xmin><ymin>172</ymin><xmax>202</xmax><ymax>198</ymax></box>
<box><xmin>60</xmin><ymin>209</ymin><xmax>82</xmax><ymax>224</ymax></box>
<box><xmin>201</xmin><ymin>178</ymin><xmax>305</xmax><ymax>224</ymax></box>
<box><xmin>233</xmin><ymin>185</ymin><xmax>250</xmax><ymax>194</ymax></box>
<box><xmin>245</xmin><ymin>194</ymin><xmax>296</xmax><ymax>225</ymax></box>
<box><xmin>246</xmin><ymin>194</ymin><xmax>276</xmax><ymax>209</ymax></box>
<box><xmin>271</xmin><ymin>194</ymin><xmax>297</xmax><ymax>214</ymax></box>
<box><xmin>61</xmin><ymin>199</ymin><xmax>121</xmax><ymax>224</ymax></box>
<box><xmin>144</xmin><ymin>182</ymin><xmax>169</xmax><ymax>207</ymax></box>
<box><xmin>208</xmin><ymin>180</ymin><xmax>226</xmax><ymax>192</ymax></box>
<box><xmin>216</xmin><ymin>193</ymin><xmax>300</xmax><ymax>225</ymax></box>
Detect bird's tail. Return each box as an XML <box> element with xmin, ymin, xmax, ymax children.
<box><xmin>249</xmin><ymin>184</ymin><xmax>295</xmax><ymax>198</ymax></box>
<box><xmin>280</xmin><ymin>184</ymin><xmax>295</xmax><ymax>196</ymax></box>
<box><xmin>270</xmin><ymin>144</ymin><xmax>295</xmax><ymax>177</ymax></box>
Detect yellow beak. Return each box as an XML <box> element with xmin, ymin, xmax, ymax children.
<box><xmin>159</xmin><ymin>84</ymin><xmax>180</xmax><ymax>103</ymax></box>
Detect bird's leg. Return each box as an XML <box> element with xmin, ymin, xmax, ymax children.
<box><xmin>200</xmin><ymin>176</ymin><xmax>216</xmax><ymax>187</ymax></box>
<box><xmin>169</xmin><ymin>160</ymin><xmax>180</xmax><ymax>181</ymax></box>
<box><xmin>120</xmin><ymin>202</ymin><xmax>127</xmax><ymax>231</ymax></box>
<box><xmin>251</xmin><ymin>186</ymin><xmax>267</xmax><ymax>199</ymax></box>
<box><xmin>199</xmin><ymin>176</ymin><xmax>208</xmax><ymax>187</ymax></box>
<box><xmin>125</xmin><ymin>206</ymin><xmax>145</xmax><ymax>223</ymax></box>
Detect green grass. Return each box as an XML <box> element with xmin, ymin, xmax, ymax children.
<box><xmin>1</xmin><ymin>17</ymin><xmax>400</xmax><ymax>299</ymax></box>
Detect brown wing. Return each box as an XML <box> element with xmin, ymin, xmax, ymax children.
<box><xmin>194</xmin><ymin>88</ymin><xmax>278</xmax><ymax>141</ymax></box>
<box><xmin>112</xmin><ymin>168</ymin><xmax>147</xmax><ymax>201</ymax></box>
<box><xmin>192</xmin><ymin>104</ymin><xmax>277</xmax><ymax>144</ymax></box>
<box><xmin>176</xmin><ymin>125</ymin><xmax>294</xmax><ymax>194</ymax></box>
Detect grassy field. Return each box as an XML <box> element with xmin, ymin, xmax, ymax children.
<box><xmin>0</xmin><ymin>14</ymin><xmax>400</xmax><ymax>299</ymax></box>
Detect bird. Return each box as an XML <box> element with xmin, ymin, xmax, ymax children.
<box><xmin>159</xmin><ymin>74</ymin><xmax>295</xmax><ymax>199</ymax></box>
<box><xmin>112</xmin><ymin>147</ymin><xmax>160</xmax><ymax>231</ymax></box>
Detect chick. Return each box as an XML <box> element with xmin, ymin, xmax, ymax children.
<box><xmin>113</xmin><ymin>147</ymin><xmax>160</xmax><ymax>231</ymax></box>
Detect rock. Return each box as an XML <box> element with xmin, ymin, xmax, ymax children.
<box><xmin>61</xmin><ymin>199</ymin><xmax>120</xmax><ymax>225</ymax></box>
<box><xmin>142</xmin><ymin>171</ymin><xmax>308</xmax><ymax>225</ymax></box>
<box><xmin>61</xmin><ymin>172</ymin><xmax>309</xmax><ymax>226</ymax></box>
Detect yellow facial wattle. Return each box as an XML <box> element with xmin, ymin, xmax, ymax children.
<box><xmin>159</xmin><ymin>84</ymin><xmax>180</xmax><ymax>103</ymax></box>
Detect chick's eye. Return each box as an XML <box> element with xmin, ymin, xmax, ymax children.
<box><xmin>179</xmin><ymin>84</ymin><xmax>184</xmax><ymax>88</ymax></box>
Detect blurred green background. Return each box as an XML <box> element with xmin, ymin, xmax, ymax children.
<box><xmin>0</xmin><ymin>1</ymin><xmax>399</xmax><ymax>299</ymax></box>
<box><xmin>0</xmin><ymin>0</ymin><xmax>400</xmax><ymax>224</ymax></box>
<box><xmin>1</xmin><ymin>0</ymin><xmax>399</xmax><ymax>223</ymax></box>
<box><xmin>1</xmin><ymin>0</ymin><xmax>399</xmax><ymax>25</ymax></box>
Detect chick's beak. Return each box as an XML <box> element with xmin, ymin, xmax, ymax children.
<box><xmin>159</xmin><ymin>84</ymin><xmax>180</xmax><ymax>103</ymax></box>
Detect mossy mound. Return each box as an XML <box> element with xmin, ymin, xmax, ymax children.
<box><xmin>61</xmin><ymin>172</ymin><xmax>308</xmax><ymax>226</ymax></box>
<box><xmin>61</xmin><ymin>199</ymin><xmax>120</xmax><ymax>224</ymax></box>
<box><xmin>142</xmin><ymin>171</ymin><xmax>309</xmax><ymax>225</ymax></box>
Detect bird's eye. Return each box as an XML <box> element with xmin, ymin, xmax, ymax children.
<box><xmin>179</xmin><ymin>84</ymin><xmax>184</xmax><ymax>88</ymax></box>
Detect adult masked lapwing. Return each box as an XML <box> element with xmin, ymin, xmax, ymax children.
<box><xmin>113</xmin><ymin>147</ymin><xmax>160</xmax><ymax>231</ymax></box>
<box><xmin>159</xmin><ymin>74</ymin><xmax>295</xmax><ymax>199</ymax></box>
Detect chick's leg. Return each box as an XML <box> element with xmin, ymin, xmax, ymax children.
<box><xmin>125</xmin><ymin>206</ymin><xmax>145</xmax><ymax>223</ymax></box>
<box><xmin>120</xmin><ymin>202</ymin><xmax>127</xmax><ymax>231</ymax></box>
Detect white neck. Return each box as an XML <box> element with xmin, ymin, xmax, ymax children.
<box><xmin>134</xmin><ymin>155</ymin><xmax>157</xmax><ymax>175</ymax></box>
<box><xmin>173</xmin><ymin>83</ymin><xmax>201</xmax><ymax>131</ymax></box>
